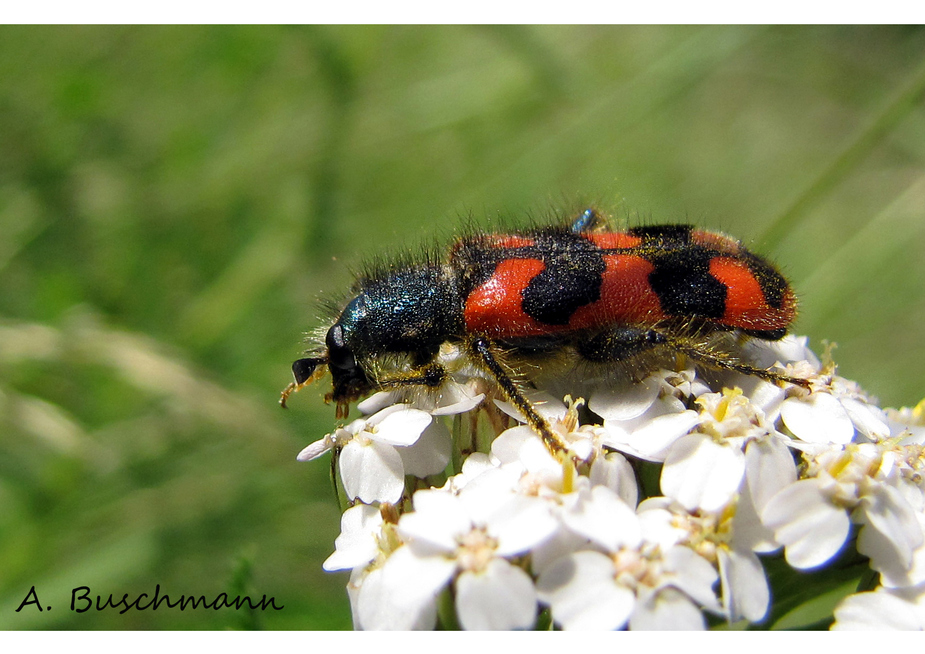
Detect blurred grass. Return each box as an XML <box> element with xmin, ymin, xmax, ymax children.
<box><xmin>0</xmin><ymin>25</ymin><xmax>923</xmax><ymax>629</ymax></box>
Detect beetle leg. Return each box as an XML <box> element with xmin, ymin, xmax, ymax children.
<box><xmin>469</xmin><ymin>337</ymin><xmax>569</xmax><ymax>457</ymax></box>
<box><xmin>660</xmin><ymin>337</ymin><xmax>812</xmax><ymax>390</ymax></box>
<box><xmin>375</xmin><ymin>362</ymin><xmax>448</xmax><ymax>390</ymax></box>
<box><xmin>575</xmin><ymin>326</ymin><xmax>811</xmax><ymax>390</ymax></box>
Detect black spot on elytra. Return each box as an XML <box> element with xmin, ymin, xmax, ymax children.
<box><xmin>648</xmin><ymin>249</ymin><xmax>727</xmax><ymax>319</ymax></box>
<box><xmin>520</xmin><ymin>233</ymin><xmax>606</xmax><ymax>325</ymax></box>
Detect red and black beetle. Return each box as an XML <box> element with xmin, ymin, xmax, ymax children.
<box><xmin>282</xmin><ymin>210</ymin><xmax>807</xmax><ymax>454</ymax></box>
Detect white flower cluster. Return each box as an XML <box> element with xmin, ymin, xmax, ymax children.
<box><xmin>297</xmin><ymin>336</ymin><xmax>925</xmax><ymax>630</ymax></box>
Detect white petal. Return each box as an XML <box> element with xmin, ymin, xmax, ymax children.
<box><xmin>353</xmin><ymin>567</ymin><xmax>391</xmax><ymax>630</ymax></box>
<box><xmin>399</xmin><ymin>490</ymin><xmax>470</xmax><ymax>552</ymax></box>
<box><xmin>490</xmin><ymin>426</ymin><xmax>562</xmax><ymax>485</ymax></box>
<box><xmin>356</xmin><ymin>391</ymin><xmax>401</xmax><ymax>415</ymax></box>
<box><xmin>717</xmin><ymin>547</ymin><xmax>769</xmax><ymax>623</ymax></box>
<box><xmin>857</xmin><ymin>484</ymin><xmax>924</xmax><ymax>574</ymax></box>
<box><xmin>398</xmin><ymin>420</ymin><xmax>452</xmax><ymax>477</ymax></box>
<box><xmin>662</xmin><ymin>546</ymin><xmax>720</xmax><ymax>610</ymax></box>
<box><xmin>762</xmin><ymin>479</ymin><xmax>851</xmax><ymax>569</ymax></box>
<box><xmin>537</xmin><ymin>551</ymin><xmax>635</xmax><ymax>631</ymax></box>
<box><xmin>494</xmin><ymin>390</ymin><xmax>565</xmax><ymax>424</ymax></box>
<box><xmin>745</xmin><ymin>380</ymin><xmax>786</xmax><ymax>422</ymax></box>
<box><xmin>455</xmin><ymin>559</ymin><xmax>537</xmax><ymax>630</ymax></box>
<box><xmin>431</xmin><ymin>392</ymin><xmax>485</xmax><ymax>416</ymax></box>
<box><xmin>449</xmin><ymin>452</ymin><xmax>497</xmax><ymax>491</ymax></box>
<box><xmin>630</xmin><ymin>587</ymin><xmax>706</xmax><ymax>630</ymax></box>
<box><xmin>371</xmin><ymin>408</ymin><xmax>432</xmax><ymax>446</ymax></box>
<box><xmin>478</xmin><ymin>494</ymin><xmax>560</xmax><ymax>556</ymax></box>
<box><xmin>589</xmin><ymin>450</ymin><xmax>639</xmax><ymax>507</ymax></box>
<box><xmin>356</xmin><ymin>545</ymin><xmax>454</xmax><ymax>630</ymax></box>
<box><xmin>340</xmin><ymin>439</ymin><xmax>405</xmax><ymax>504</ymax></box>
<box><xmin>363</xmin><ymin>403</ymin><xmax>412</xmax><ymax>423</ymax></box>
<box><xmin>605</xmin><ymin>410</ymin><xmax>699</xmax><ymax>462</ymax></box>
<box><xmin>841</xmin><ymin>397</ymin><xmax>891</xmax><ymax>440</ymax></box>
<box><xmin>356</xmin><ymin>565</ymin><xmax>437</xmax><ymax>631</ymax></box>
<box><xmin>744</xmin><ymin>435</ymin><xmax>797</xmax><ymax>513</ymax></box>
<box><xmin>490</xmin><ymin>425</ymin><xmax>534</xmax><ymax>464</ymax></box>
<box><xmin>425</xmin><ymin>379</ymin><xmax>486</xmax><ymax>415</ymax></box>
<box><xmin>733</xmin><ymin>478</ymin><xmax>779</xmax><ymax>553</ymax></box>
<box><xmin>530</xmin><ymin>529</ymin><xmax>591</xmax><ymax>576</ymax></box>
<box><xmin>857</xmin><ymin>521</ymin><xmax>925</xmax><ymax>589</ymax></box>
<box><xmin>875</xmin><ymin>513</ymin><xmax>925</xmax><ymax>588</ymax></box>
<box><xmin>780</xmin><ymin>393</ymin><xmax>854</xmax><ymax>444</ymax></box>
<box><xmin>833</xmin><ymin>588</ymin><xmax>925</xmax><ymax>630</ymax></box>
<box><xmin>386</xmin><ymin>544</ymin><xmax>458</xmax><ymax>598</ymax></box>
<box><xmin>456</xmin><ymin>464</ymin><xmax>523</xmax><ymax>501</ymax></box>
<box><xmin>323</xmin><ymin>503</ymin><xmax>383</xmax><ymax>571</ymax></box>
<box><xmin>636</xmin><ymin>503</ymin><xmax>687</xmax><ymax>550</ymax></box>
<box><xmin>296</xmin><ymin>435</ymin><xmax>333</xmax><ymax>462</ymax></box>
<box><xmin>560</xmin><ymin>486</ymin><xmax>640</xmax><ymax>551</ymax></box>
<box><xmin>589</xmin><ymin>376</ymin><xmax>659</xmax><ymax>421</ymax></box>
<box><xmin>770</xmin><ymin>334</ymin><xmax>817</xmax><ymax>365</ymax></box>
<box><xmin>347</xmin><ymin>567</ymin><xmax>365</xmax><ymax>629</ymax></box>
<box><xmin>661</xmin><ymin>434</ymin><xmax>745</xmax><ymax>512</ymax></box>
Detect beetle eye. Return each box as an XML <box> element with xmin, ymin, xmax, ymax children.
<box><xmin>327</xmin><ymin>325</ymin><xmax>346</xmax><ymax>350</ymax></box>
<box><xmin>326</xmin><ymin>325</ymin><xmax>356</xmax><ymax>371</ymax></box>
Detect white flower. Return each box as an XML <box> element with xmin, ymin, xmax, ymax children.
<box><xmin>593</xmin><ymin>370</ymin><xmax>701</xmax><ymax>462</ymax></box>
<box><xmin>384</xmin><ymin>483</ymin><xmax>559</xmax><ymax>630</ymax></box>
<box><xmin>493</xmin><ymin>391</ymin><xmax>601</xmax><ymax>464</ymax></box>
<box><xmin>302</xmin><ymin>329</ymin><xmax>925</xmax><ymax>630</ymax></box>
<box><xmin>588</xmin><ymin>370</ymin><xmax>709</xmax><ymax>462</ymax></box>
<box><xmin>491</xmin><ymin>396</ymin><xmax>638</xmax><ymax>504</ymax></box>
<box><xmin>661</xmin><ymin>431</ymin><xmax>746</xmax><ymax>513</ymax></box>
<box><xmin>661</xmin><ymin>388</ymin><xmax>793</xmax><ymax>514</ymax></box>
<box><xmin>491</xmin><ymin>425</ymin><xmax>576</xmax><ymax>492</ymax></box>
<box><xmin>353</xmin><ymin>545</ymin><xmax>447</xmax><ymax>630</ymax></box>
<box><xmin>832</xmin><ymin>584</ymin><xmax>925</xmax><ymax>630</ymax></box>
<box><xmin>323</xmin><ymin>503</ymin><xmax>385</xmax><ymax>572</ymax></box>
<box><xmin>400</xmin><ymin>483</ymin><xmax>559</xmax><ymax>559</ymax></box>
<box><xmin>636</xmin><ymin>493</ymin><xmax>773</xmax><ymax>623</ymax></box>
<box><xmin>763</xmin><ymin>442</ymin><xmax>925</xmax><ymax>571</ymax></box>
<box><xmin>780</xmin><ymin>375</ymin><xmax>890</xmax><ymax>445</ymax></box>
<box><xmin>537</xmin><ymin>550</ymin><xmax>637</xmax><ymax>630</ymax></box>
<box><xmin>536</xmin><ymin>486</ymin><xmax>720</xmax><ymax>630</ymax></box>
<box><xmin>297</xmin><ymin>404</ymin><xmax>448</xmax><ymax>504</ymax></box>
<box><xmin>857</xmin><ymin>490</ymin><xmax>925</xmax><ymax>588</ymax></box>
<box><xmin>556</xmin><ymin>484</ymin><xmax>641</xmax><ymax>553</ymax></box>
<box><xmin>537</xmin><ymin>544</ymin><xmax>719</xmax><ymax>631</ymax></box>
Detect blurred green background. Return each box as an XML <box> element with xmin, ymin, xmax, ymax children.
<box><xmin>1</xmin><ymin>25</ymin><xmax>924</xmax><ymax>630</ymax></box>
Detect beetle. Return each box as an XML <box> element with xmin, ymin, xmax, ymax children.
<box><xmin>281</xmin><ymin>210</ymin><xmax>809</xmax><ymax>455</ymax></box>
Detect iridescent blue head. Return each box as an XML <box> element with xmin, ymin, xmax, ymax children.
<box><xmin>285</xmin><ymin>263</ymin><xmax>459</xmax><ymax>415</ymax></box>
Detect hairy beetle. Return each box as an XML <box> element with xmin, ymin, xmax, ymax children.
<box><xmin>282</xmin><ymin>210</ymin><xmax>808</xmax><ymax>455</ymax></box>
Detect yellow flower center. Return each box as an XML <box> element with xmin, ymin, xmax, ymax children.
<box><xmin>456</xmin><ymin>526</ymin><xmax>499</xmax><ymax>574</ymax></box>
